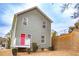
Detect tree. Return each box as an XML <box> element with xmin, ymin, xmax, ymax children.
<box><xmin>74</xmin><ymin>21</ymin><xmax>79</xmax><ymax>29</ymax></box>
<box><xmin>61</xmin><ymin>3</ymin><xmax>79</xmax><ymax>19</ymax></box>
<box><xmin>68</xmin><ymin>26</ymin><xmax>75</xmax><ymax>33</ymax></box>
<box><xmin>5</xmin><ymin>32</ymin><xmax>11</xmax><ymax>49</ymax></box>
<box><xmin>72</xmin><ymin>3</ymin><xmax>79</xmax><ymax>18</ymax></box>
<box><xmin>61</xmin><ymin>3</ymin><xmax>70</xmax><ymax>13</ymax></box>
<box><xmin>68</xmin><ymin>21</ymin><xmax>79</xmax><ymax>33</ymax></box>
<box><xmin>51</xmin><ymin>31</ymin><xmax>57</xmax><ymax>50</ymax></box>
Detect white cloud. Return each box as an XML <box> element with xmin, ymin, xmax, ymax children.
<box><xmin>0</xmin><ymin>26</ymin><xmax>10</xmax><ymax>37</ymax></box>
<box><xmin>0</xmin><ymin>3</ymin><xmax>40</xmax><ymax>37</ymax></box>
<box><xmin>1</xmin><ymin>3</ymin><xmax>39</xmax><ymax>25</ymax></box>
<box><xmin>0</xmin><ymin>3</ymin><xmax>77</xmax><ymax>37</ymax></box>
<box><xmin>62</xmin><ymin>7</ymin><xmax>75</xmax><ymax>17</ymax></box>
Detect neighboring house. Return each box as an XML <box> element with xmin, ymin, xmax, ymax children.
<box><xmin>0</xmin><ymin>37</ymin><xmax>8</xmax><ymax>49</ymax></box>
<box><xmin>11</xmin><ymin>6</ymin><xmax>52</xmax><ymax>49</ymax></box>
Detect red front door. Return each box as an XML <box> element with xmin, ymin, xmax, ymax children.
<box><xmin>20</xmin><ymin>34</ymin><xmax>26</xmax><ymax>46</ymax></box>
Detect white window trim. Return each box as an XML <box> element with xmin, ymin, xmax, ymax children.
<box><xmin>13</xmin><ymin>37</ymin><xmax>16</xmax><ymax>47</ymax></box>
<box><xmin>22</xmin><ymin>17</ymin><xmax>28</xmax><ymax>27</ymax></box>
<box><xmin>41</xmin><ymin>35</ymin><xmax>46</xmax><ymax>44</ymax></box>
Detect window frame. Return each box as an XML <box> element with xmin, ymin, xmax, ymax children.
<box><xmin>42</xmin><ymin>21</ymin><xmax>46</xmax><ymax>28</ymax></box>
<box><xmin>41</xmin><ymin>35</ymin><xmax>46</xmax><ymax>44</ymax></box>
<box><xmin>22</xmin><ymin>17</ymin><xmax>28</xmax><ymax>27</ymax></box>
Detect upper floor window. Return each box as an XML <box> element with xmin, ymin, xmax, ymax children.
<box><xmin>22</xmin><ymin>17</ymin><xmax>28</xmax><ymax>26</ymax></box>
<box><xmin>42</xmin><ymin>21</ymin><xmax>46</xmax><ymax>28</ymax></box>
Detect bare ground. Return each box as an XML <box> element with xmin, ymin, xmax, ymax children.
<box><xmin>1</xmin><ymin>49</ymin><xmax>79</xmax><ymax>56</ymax></box>
<box><xmin>0</xmin><ymin>49</ymin><xmax>12</xmax><ymax>56</ymax></box>
<box><xmin>17</xmin><ymin>49</ymin><xmax>79</xmax><ymax>56</ymax></box>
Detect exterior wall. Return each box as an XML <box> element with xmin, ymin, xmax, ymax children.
<box><xmin>11</xmin><ymin>15</ymin><xmax>17</xmax><ymax>48</ymax></box>
<box><xmin>15</xmin><ymin>9</ymin><xmax>51</xmax><ymax>48</ymax></box>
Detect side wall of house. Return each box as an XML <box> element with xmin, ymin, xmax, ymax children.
<box><xmin>11</xmin><ymin>15</ymin><xmax>17</xmax><ymax>48</ymax></box>
<box><xmin>15</xmin><ymin>9</ymin><xmax>51</xmax><ymax>48</ymax></box>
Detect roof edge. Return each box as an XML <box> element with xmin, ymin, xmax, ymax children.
<box><xmin>15</xmin><ymin>6</ymin><xmax>53</xmax><ymax>23</ymax></box>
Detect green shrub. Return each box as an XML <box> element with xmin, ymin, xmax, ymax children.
<box><xmin>27</xmin><ymin>48</ymin><xmax>31</xmax><ymax>54</ymax></box>
<box><xmin>48</xmin><ymin>47</ymin><xmax>54</xmax><ymax>51</ymax></box>
<box><xmin>32</xmin><ymin>43</ymin><xmax>38</xmax><ymax>52</ymax></box>
<box><xmin>41</xmin><ymin>48</ymin><xmax>44</xmax><ymax>51</ymax></box>
<box><xmin>12</xmin><ymin>48</ymin><xmax>17</xmax><ymax>56</ymax></box>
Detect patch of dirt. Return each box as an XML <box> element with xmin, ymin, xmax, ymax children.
<box><xmin>0</xmin><ymin>49</ymin><xmax>12</xmax><ymax>56</ymax></box>
<box><xmin>17</xmin><ymin>49</ymin><xmax>79</xmax><ymax>56</ymax></box>
<box><xmin>0</xmin><ymin>49</ymin><xmax>79</xmax><ymax>56</ymax></box>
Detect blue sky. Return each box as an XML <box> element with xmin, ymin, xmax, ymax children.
<box><xmin>0</xmin><ymin>3</ymin><xmax>77</xmax><ymax>37</ymax></box>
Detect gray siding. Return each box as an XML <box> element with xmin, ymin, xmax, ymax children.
<box><xmin>15</xmin><ymin>9</ymin><xmax>51</xmax><ymax>48</ymax></box>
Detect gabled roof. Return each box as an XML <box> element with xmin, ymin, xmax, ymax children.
<box><xmin>11</xmin><ymin>6</ymin><xmax>53</xmax><ymax>35</ymax></box>
<box><xmin>15</xmin><ymin>6</ymin><xmax>53</xmax><ymax>23</ymax></box>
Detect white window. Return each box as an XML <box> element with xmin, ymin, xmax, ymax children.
<box><xmin>42</xmin><ymin>21</ymin><xmax>46</xmax><ymax>28</ymax></box>
<box><xmin>22</xmin><ymin>17</ymin><xmax>28</xmax><ymax>26</ymax></box>
<box><xmin>41</xmin><ymin>36</ymin><xmax>46</xmax><ymax>44</ymax></box>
